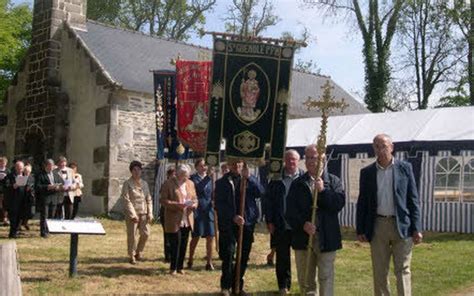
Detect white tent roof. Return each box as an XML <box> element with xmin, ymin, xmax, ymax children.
<box><xmin>286</xmin><ymin>106</ymin><xmax>474</xmax><ymax>147</ymax></box>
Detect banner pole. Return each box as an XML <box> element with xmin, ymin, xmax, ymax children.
<box><xmin>234</xmin><ymin>171</ymin><xmax>247</xmax><ymax>295</ymax></box>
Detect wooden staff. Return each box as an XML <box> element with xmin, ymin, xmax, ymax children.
<box><xmin>211</xmin><ymin>168</ymin><xmax>219</xmax><ymax>253</ymax></box>
<box><xmin>301</xmin><ymin>81</ymin><xmax>347</xmax><ymax>295</ymax></box>
<box><xmin>234</xmin><ymin>167</ymin><xmax>248</xmax><ymax>295</ymax></box>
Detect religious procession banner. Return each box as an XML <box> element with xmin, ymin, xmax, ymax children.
<box><xmin>176</xmin><ymin>60</ymin><xmax>212</xmax><ymax>153</ymax></box>
<box><xmin>205</xmin><ymin>36</ymin><xmax>296</xmax><ymax>175</ymax></box>
<box><xmin>153</xmin><ymin>70</ymin><xmax>189</xmax><ymax>160</ymax></box>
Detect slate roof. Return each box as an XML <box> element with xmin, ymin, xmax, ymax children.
<box><xmin>73</xmin><ymin>20</ymin><xmax>369</xmax><ymax>118</ymax></box>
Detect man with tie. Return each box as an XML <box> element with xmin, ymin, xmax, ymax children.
<box><xmin>35</xmin><ymin>159</ymin><xmax>64</xmax><ymax>238</ymax></box>
<box><xmin>357</xmin><ymin>134</ymin><xmax>422</xmax><ymax>296</ymax></box>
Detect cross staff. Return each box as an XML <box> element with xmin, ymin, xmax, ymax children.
<box><xmin>301</xmin><ymin>80</ymin><xmax>348</xmax><ymax>295</ymax></box>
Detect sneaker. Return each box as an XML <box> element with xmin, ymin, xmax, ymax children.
<box><xmin>205</xmin><ymin>263</ymin><xmax>215</xmax><ymax>271</ymax></box>
<box><xmin>129</xmin><ymin>256</ymin><xmax>136</xmax><ymax>265</ymax></box>
<box><xmin>169</xmin><ymin>270</ymin><xmax>177</xmax><ymax>275</ymax></box>
<box><xmin>279</xmin><ymin>288</ymin><xmax>289</xmax><ymax>295</ymax></box>
<box><xmin>177</xmin><ymin>269</ymin><xmax>185</xmax><ymax>275</ymax></box>
<box><xmin>187</xmin><ymin>260</ymin><xmax>193</xmax><ymax>269</ymax></box>
<box><xmin>220</xmin><ymin>289</ymin><xmax>230</xmax><ymax>296</ymax></box>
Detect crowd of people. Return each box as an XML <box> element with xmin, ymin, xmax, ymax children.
<box><xmin>0</xmin><ymin>156</ymin><xmax>84</xmax><ymax>239</ymax></box>
<box><xmin>0</xmin><ymin>132</ymin><xmax>422</xmax><ymax>296</ymax></box>
<box><xmin>121</xmin><ymin>133</ymin><xmax>422</xmax><ymax>296</ymax></box>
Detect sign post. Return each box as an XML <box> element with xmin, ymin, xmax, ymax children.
<box><xmin>46</xmin><ymin>219</ymin><xmax>106</xmax><ymax>277</ymax></box>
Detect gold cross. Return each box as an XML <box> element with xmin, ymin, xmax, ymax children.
<box><xmin>303</xmin><ymin>80</ymin><xmax>348</xmax><ymax>155</ymax></box>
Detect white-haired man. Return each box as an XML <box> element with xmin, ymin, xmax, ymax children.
<box><xmin>265</xmin><ymin>149</ymin><xmax>305</xmax><ymax>295</ymax></box>
<box><xmin>357</xmin><ymin>134</ymin><xmax>422</xmax><ymax>296</ymax></box>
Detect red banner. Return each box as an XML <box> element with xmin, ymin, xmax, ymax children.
<box><xmin>176</xmin><ymin>60</ymin><xmax>212</xmax><ymax>152</ymax></box>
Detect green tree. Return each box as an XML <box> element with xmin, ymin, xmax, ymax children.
<box><xmin>305</xmin><ymin>0</ymin><xmax>406</xmax><ymax>112</ymax></box>
<box><xmin>280</xmin><ymin>29</ymin><xmax>320</xmax><ymax>74</ymax></box>
<box><xmin>87</xmin><ymin>0</ymin><xmax>216</xmax><ymax>41</ymax></box>
<box><xmin>224</xmin><ymin>0</ymin><xmax>280</xmax><ymax>37</ymax></box>
<box><xmin>444</xmin><ymin>0</ymin><xmax>472</xmax><ymax>105</ymax></box>
<box><xmin>0</xmin><ymin>0</ymin><xmax>31</xmax><ymax>103</ymax></box>
<box><xmin>396</xmin><ymin>0</ymin><xmax>465</xmax><ymax>109</ymax></box>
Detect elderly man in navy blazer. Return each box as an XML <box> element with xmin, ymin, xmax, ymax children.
<box><xmin>356</xmin><ymin>134</ymin><xmax>422</xmax><ymax>296</ymax></box>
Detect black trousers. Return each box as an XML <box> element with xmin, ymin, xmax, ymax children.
<box><xmin>8</xmin><ymin>194</ymin><xmax>24</xmax><ymax>237</ymax></box>
<box><xmin>275</xmin><ymin>229</ymin><xmax>292</xmax><ymax>290</ymax></box>
<box><xmin>39</xmin><ymin>196</ymin><xmax>56</xmax><ymax>237</ymax></box>
<box><xmin>63</xmin><ymin>196</ymin><xmax>74</xmax><ymax>220</ymax></box>
<box><xmin>71</xmin><ymin>196</ymin><xmax>81</xmax><ymax>219</ymax></box>
<box><xmin>168</xmin><ymin>226</ymin><xmax>190</xmax><ymax>271</ymax></box>
<box><xmin>219</xmin><ymin>224</ymin><xmax>255</xmax><ymax>291</ymax></box>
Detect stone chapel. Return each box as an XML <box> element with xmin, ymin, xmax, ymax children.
<box><xmin>0</xmin><ymin>0</ymin><xmax>368</xmax><ymax>216</ymax></box>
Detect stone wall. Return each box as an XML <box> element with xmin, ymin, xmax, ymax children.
<box><xmin>1</xmin><ymin>0</ymin><xmax>87</xmax><ymax>166</ymax></box>
<box><xmin>58</xmin><ymin>27</ymin><xmax>111</xmax><ymax>215</ymax></box>
<box><xmin>108</xmin><ymin>90</ymin><xmax>157</xmax><ymax>216</ymax></box>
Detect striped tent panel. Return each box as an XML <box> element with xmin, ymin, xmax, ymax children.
<box><xmin>395</xmin><ymin>151</ymin><xmax>407</xmax><ymax>160</ymax></box>
<box><xmin>428</xmin><ymin>203</ymin><xmax>471</xmax><ymax>233</ymax></box>
<box><xmin>339</xmin><ymin>154</ymin><xmax>357</xmax><ymax>228</ymax></box>
<box><xmin>437</xmin><ymin>150</ymin><xmax>452</xmax><ymax>157</ymax></box>
<box><xmin>153</xmin><ymin>160</ymin><xmax>167</xmax><ymax>218</ymax></box>
<box><xmin>419</xmin><ymin>151</ymin><xmax>435</xmax><ymax>231</ymax></box>
<box><xmin>356</xmin><ymin>153</ymin><xmax>368</xmax><ymax>159</ymax></box>
<box><xmin>461</xmin><ymin>150</ymin><xmax>474</xmax><ymax>157</ymax></box>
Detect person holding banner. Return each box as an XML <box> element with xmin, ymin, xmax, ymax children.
<box><xmin>215</xmin><ymin>159</ymin><xmax>264</xmax><ymax>296</ymax></box>
<box><xmin>187</xmin><ymin>158</ymin><xmax>215</xmax><ymax>271</ymax></box>
<box><xmin>160</xmin><ymin>164</ymin><xmax>198</xmax><ymax>275</ymax></box>
<box><xmin>286</xmin><ymin>144</ymin><xmax>345</xmax><ymax>295</ymax></box>
<box><xmin>121</xmin><ymin>161</ymin><xmax>153</xmax><ymax>265</ymax></box>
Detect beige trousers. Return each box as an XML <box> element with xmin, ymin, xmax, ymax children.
<box><xmin>370</xmin><ymin>217</ymin><xmax>413</xmax><ymax>296</ymax></box>
<box><xmin>126</xmin><ymin>215</ymin><xmax>150</xmax><ymax>257</ymax></box>
<box><xmin>294</xmin><ymin>238</ymin><xmax>336</xmax><ymax>296</ymax></box>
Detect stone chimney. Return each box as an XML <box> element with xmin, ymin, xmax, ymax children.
<box><xmin>13</xmin><ymin>0</ymin><xmax>87</xmax><ymax>161</ymax></box>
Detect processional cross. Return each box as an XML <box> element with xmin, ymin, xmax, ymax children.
<box><xmin>302</xmin><ymin>80</ymin><xmax>348</xmax><ymax>295</ymax></box>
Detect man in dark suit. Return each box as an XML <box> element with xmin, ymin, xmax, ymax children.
<box><xmin>215</xmin><ymin>159</ymin><xmax>264</xmax><ymax>296</ymax></box>
<box><xmin>357</xmin><ymin>134</ymin><xmax>422</xmax><ymax>296</ymax></box>
<box><xmin>286</xmin><ymin>144</ymin><xmax>345</xmax><ymax>295</ymax></box>
<box><xmin>35</xmin><ymin>159</ymin><xmax>64</xmax><ymax>238</ymax></box>
<box><xmin>264</xmin><ymin>149</ymin><xmax>304</xmax><ymax>295</ymax></box>
<box><xmin>4</xmin><ymin>161</ymin><xmax>27</xmax><ymax>238</ymax></box>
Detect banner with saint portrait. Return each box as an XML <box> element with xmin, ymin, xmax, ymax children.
<box><xmin>176</xmin><ymin>60</ymin><xmax>212</xmax><ymax>153</ymax></box>
<box><xmin>205</xmin><ymin>36</ymin><xmax>297</xmax><ymax>175</ymax></box>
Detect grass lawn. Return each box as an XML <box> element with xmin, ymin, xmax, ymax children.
<box><xmin>1</xmin><ymin>218</ymin><xmax>473</xmax><ymax>295</ymax></box>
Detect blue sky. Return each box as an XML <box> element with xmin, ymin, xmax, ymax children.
<box><xmin>13</xmin><ymin>0</ymin><xmax>366</xmax><ymax>103</ymax></box>
<box><xmin>192</xmin><ymin>1</ymin><xmax>365</xmax><ymax>102</ymax></box>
